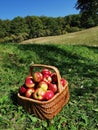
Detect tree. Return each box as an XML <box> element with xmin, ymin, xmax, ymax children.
<box><xmin>0</xmin><ymin>19</ymin><xmax>11</xmax><ymax>38</ymax></box>
<box><xmin>75</xmin><ymin>0</ymin><xmax>98</xmax><ymax>27</ymax></box>
<box><xmin>25</xmin><ymin>16</ymin><xmax>44</xmax><ymax>38</ymax></box>
<box><xmin>46</xmin><ymin>17</ymin><xmax>61</xmax><ymax>35</ymax></box>
<box><xmin>56</xmin><ymin>17</ymin><xmax>65</xmax><ymax>34</ymax></box>
<box><xmin>40</xmin><ymin>16</ymin><xmax>51</xmax><ymax>36</ymax></box>
<box><xmin>10</xmin><ymin>16</ymin><xmax>29</xmax><ymax>35</ymax></box>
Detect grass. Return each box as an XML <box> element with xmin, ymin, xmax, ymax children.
<box><xmin>21</xmin><ymin>26</ymin><xmax>98</xmax><ymax>46</ymax></box>
<box><xmin>0</xmin><ymin>42</ymin><xmax>98</xmax><ymax>130</ymax></box>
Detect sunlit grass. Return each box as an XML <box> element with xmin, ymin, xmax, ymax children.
<box><xmin>21</xmin><ymin>26</ymin><xmax>98</xmax><ymax>46</ymax></box>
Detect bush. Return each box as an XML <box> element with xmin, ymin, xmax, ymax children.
<box><xmin>66</xmin><ymin>25</ymin><xmax>81</xmax><ymax>33</ymax></box>
<box><xmin>0</xmin><ymin>33</ymin><xmax>29</xmax><ymax>43</ymax></box>
<box><xmin>69</xmin><ymin>27</ymin><xmax>81</xmax><ymax>32</ymax></box>
<box><xmin>0</xmin><ymin>38</ymin><xmax>4</xmax><ymax>43</ymax></box>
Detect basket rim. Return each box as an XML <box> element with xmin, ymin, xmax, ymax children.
<box><xmin>17</xmin><ymin>81</ymin><xmax>68</xmax><ymax>104</ymax></box>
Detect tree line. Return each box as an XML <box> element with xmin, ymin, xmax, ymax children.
<box><xmin>0</xmin><ymin>14</ymin><xmax>98</xmax><ymax>43</ymax></box>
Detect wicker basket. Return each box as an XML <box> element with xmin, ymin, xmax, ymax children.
<box><xmin>17</xmin><ymin>64</ymin><xmax>70</xmax><ymax>120</ymax></box>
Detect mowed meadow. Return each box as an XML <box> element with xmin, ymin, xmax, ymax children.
<box><xmin>0</xmin><ymin>27</ymin><xmax>98</xmax><ymax>130</ymax></box>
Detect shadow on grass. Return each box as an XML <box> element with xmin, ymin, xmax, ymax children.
<box><xmin>4</xmin><ymin>42</ymin><xmax>98</xmax><ymax>97</ymax></box>
<box><xmin>18</xmin><ymin>44</ymin><xmax>98</xmax><ymax>75</ymax></box>
<box><xmin>10</xmin><ymin>90</ymin><xmax>18</xmax><ymax>106</ymax></box>
<box><xmin>17</xmin><ymin>43</ymin><xmax>98</xmax><ymax>96</ymax></box>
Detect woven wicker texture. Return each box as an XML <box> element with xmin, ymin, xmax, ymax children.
<box><xmin>17</xmin><ymin>64</ymin><xmax>70</xmax><ymax>120</ymax></box>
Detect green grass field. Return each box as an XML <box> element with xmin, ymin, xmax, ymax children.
<box><xmin>0</xmin><ymin>27</ymin><xmax>98</xmax><ymax>130</ymax></box>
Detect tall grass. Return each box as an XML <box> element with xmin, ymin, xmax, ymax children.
<box><xmin>0</xmin><ymin>43</ymin><xmax>98</xmax><ymax>130</ymax></box>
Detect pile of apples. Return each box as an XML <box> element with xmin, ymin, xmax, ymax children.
<box><xmin>19</xmin><ymin>68</ymin><xmax>67</xmax><ymax>101</ymax></box>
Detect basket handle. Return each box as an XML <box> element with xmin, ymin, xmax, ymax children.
<box><xmin>30</xmin><ymin>64</ymin><xmax>63</xmax><ymax>93</ymax></box>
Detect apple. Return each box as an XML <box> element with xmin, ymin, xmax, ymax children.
<box><xmin>51</xmin><ymin>72</ymin><xmax>58</xmax><ymax>83</ymax></box>
<box><xmin>19</xmin><ymin>84</ymin><xmax>27</xmax><ymax>95</ymax></box>
<box><xmin>42</xmin><ymin>68</ymin><xmax>52</xmax><ymax>76</ymax></box>
<box><xmin>45</xmin><ymin>90</ymin><xmax>54</xmax><ymax>100</ymax></box>
<box><xmin>25</xmin><ymin>75</ymin><xmax>33</xmax><ymax>79</ymax></box>
<box><xmin>43</xmin><ymin>74</ymin><xmax>52</xmax><ymax>84</ymax></box>
<box><xmin>25</xmin><ymin>76</ymin><xmax>35</xmax><ymax>88</ymax></box>
<box><xmin>33</xmin><ymin>72</ymin><xmax>43</xmax><ymax>82</ymax></box>
<box><xmin>38</xmin><ymin>81</ymin><xmax>48</xmax><ymax>91</ymax></box>
<box><xmin>25</xmin><ymin>88</ymin><xmax>35</xmax><ymax>98</ymax></box>
<box><xmin>60</xmin><ymin>78</ymin><xmax>67</xmax><ymax>87</ymax></box>
<box><xmin>48</xmin><ymin>83</ymin><xmax>58</xmax><ymax>93</ymax></box>
<box><xmin>33</xmin><ymin>88</ymin><xmax>46</xmax><ymax>100</ymax></box>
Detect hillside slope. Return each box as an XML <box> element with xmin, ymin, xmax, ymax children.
<box><xmin>21</xmin><ymin>26</ymin><xmax>98</xmax><ymax>46</ymax></box>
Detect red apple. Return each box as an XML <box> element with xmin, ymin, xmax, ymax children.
<box><xmin>25</xmin><ymin>88</ymin><xmax>35</xmax><ymax>98</ymax></box>
<box><xmin>51</xmin><ymin>73</ymin><xmax>58</xmax><ymax>83</ymax></box>
<box><xmin>43</xmin><ymin>74</ymin><xmax>52</xmax><ymax>84</ymax></box>
<box><xmin>25</xmin><ymin>75</ymin><xmax>33</xmax><ymax>79</ymax></box>
<box><xmin>33</xmin><ymin>72</ymin><xmax>43</xmax><ymax>82</ymax></box>
<box><xmin>25</xmin><ymin>76</ymin><xmax>35</xmax><ymax>88</ymax></box>
<box><xmin>45</xmin><ymin>90</ymin><xmax>54</xmax><ymax>100</ymax></box>
<box><xmin>19</xmin><ymin>85</ymin><xmax>27</xmax><ymax>95</ymax></box>
<box><xmin>38</xmin><ymin>81</ymin><xmax>48</xmax><ymax>91</ymax></box>
<box><xmin>60</xmin><ymin>78</ymin><xmax>67</xmax><ymax>87</ymax></box>
<box><xmin>42</xmin><ymin>68</ymin><xmax>52</xmax><ymax>76</ymax></box>
<box><xmin>48</xmin><ymin>83</ymin><xmax>58</xmax><ymax>93</ymax></box>
<box><xmin>33</xmin><ymin>88</ymin><xmax>46</xmax><ymax>100</ymax></box>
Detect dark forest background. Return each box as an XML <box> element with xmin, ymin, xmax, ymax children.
<box><xmin>0</xmin><ymin>0</ymin><xmax>98</xmax><ymax>43</ymax></box>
